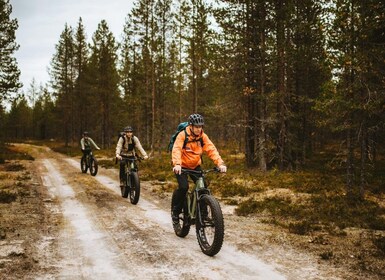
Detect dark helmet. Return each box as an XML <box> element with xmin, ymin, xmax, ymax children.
<box><xmin>123</xmin><ymin>126</ymin><xmax>134</xmax><ymax>132</ymax></box>
<box><xmin>188</xmin><ymin>114</ymin><xmax>204</xmax><ymax>126</ymax></box>
<box><xmin>83</xmin><ymin>131</ymin><xmax>89</xmax><ymax>136</ymax></box>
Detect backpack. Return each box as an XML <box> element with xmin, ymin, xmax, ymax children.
<box><xmin>117</xmin><ymin>132</ymin><xmax>126</xmax><ymax>147</ymax></box>
<box><xmin>117</xmin><ymin>132</ymin><xmax>136</xmax><ymax>151</ymax></box>
<box><xmin>167</xmin><ymin>122</ymin><xmax>204</xmax><ymax>152</ymax></box>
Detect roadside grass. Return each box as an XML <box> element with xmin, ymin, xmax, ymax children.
<box><xmin>14</xmin><ymin>141</ymin><xmax>385</xmax><ymax>236</ymax></box>
<box><xmin>0</xmin><ymin>143</ymin><xmax>32</xmax><ymax>237</ymax></box>
<box><xmin>0</xmin><ymin>142</ymin><xmax>35</xmax><ymax>162</ymax></box>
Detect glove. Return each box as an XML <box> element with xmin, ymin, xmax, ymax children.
<box><xmin>218</xmin><ymin>165</ymin><xmax>227</xmax><ymax>173</ymax></box>
<box><xmin>97</xmin><ymin>148</ymin><xmax>101</xmax><ymax>150</ymax></box>
<box><xmin>173</xmin><ymin>165</ymin><xmax>182</xmax><ymax>175</ymax></box>
<box><xmin>143</xmin><ymin>155</ymin><xmax>149</xmax><ymax>160</ymax></box>
<box><xmin>116</xmin><ymin>154</ymin><xmax>122</xmax><ymax>160</ymax></box>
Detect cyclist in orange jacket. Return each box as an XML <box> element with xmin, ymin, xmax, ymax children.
<box><xmin>171</xmin><ymin>113</ymin><xmax>227</xmax><ymax>224</ymax></box>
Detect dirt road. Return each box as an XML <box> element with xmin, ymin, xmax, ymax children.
<box><xmin>1</xmin><ymin>144</ymin><xmax>359</xmax><ymax>279</ymax></box>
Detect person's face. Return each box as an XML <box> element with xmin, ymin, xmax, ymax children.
<box><xmin>126</xmin><ymin>131</ymin><xmax>133</xmax><ymax>137</ymax></box>
<box><xmin>192</xmin><ymin>125</ymin><xmax>202</xmax><ymax>135</ymax></box>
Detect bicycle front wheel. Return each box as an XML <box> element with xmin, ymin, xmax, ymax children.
<box><xmin>90</xmin><ymin>157</ymin><xmax>98</xmax><ymax>176</ymax></box>
<box><xmin>129</xmin><ymin>171</ymin><xmax>140</xmax><ymax>205</ymax></box>
<box><xmin>196</xmin><ymin>194</ymin><xmax>224</xmax><ymax>256</ymax></box>
<box><xmin>80</xmin><ymin>156</ymin><xmax>88</xmax><ymax>173</ymax></box>
<box><xmin>121</xmin><ymin>172</ymin><xmax>129</xmax><ymax>198</ymax></box>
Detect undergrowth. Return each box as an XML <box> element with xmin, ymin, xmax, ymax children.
<box><xmin>36</xmin><ymin>141</ymin><xmax>385</xmax><ymax>235</ymax></box>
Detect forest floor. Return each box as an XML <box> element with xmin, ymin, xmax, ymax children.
<box><xmin>0</xmin><ymin>143</ymin><xmax>384</xmax><ymax>279</ymax></box>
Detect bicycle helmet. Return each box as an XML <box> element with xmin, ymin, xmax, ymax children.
<box><xmin>123</xmin><ymin>126</ymin><xmax>134</xmax><ymax>132</ymax></box>
<box><xmin>188</xmin><ymin>114</ymin><xmax>204</xmax><ymax>126</ymax></box>
<box><xmin>83</xmin><ymin>131</ymin><xmax>89</xmax><ymax>136</ymax></box>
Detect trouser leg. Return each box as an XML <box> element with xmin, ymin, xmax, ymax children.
<box><xmin>119</xmin><ymin>162</ymin><xmax>125</xmax><ymax>182</ymax></box>
<box><xmin>172</xmin><ymin>173</ymin><xmax>189</xmax><ymax>214</ymax></box>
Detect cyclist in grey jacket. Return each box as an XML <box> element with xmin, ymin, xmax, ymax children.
<box><xmin>80</xmin><ymin>131</ymin><xmax>100</xmax><ymax>156</ymax></box>
<box><xmin>115</xmin><ymin>126</ymin><xmax>148</xmax><ymax>186</ymax></box>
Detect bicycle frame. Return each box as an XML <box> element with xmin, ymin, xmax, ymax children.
<box><xmin>121</xmin><ymin>156</ymin><xmax>137</xmax><ymax>177</ymax></box>
<box><xmin>86</xmin><ymin>152</ymin><xmax>93</xmax><ymax>166</ymax></box>
<box><xmin>120</xmin><ymin>156</ymin><xmax>141</xmax><ymax>203</ymax></box>
<box><xmin>183</xmin><ymin>169</ymin><xmax>214</xmax><ymax>224</ymax></box>
<box><xmin>173</xmin><ymin>167</ymin><xmax>224</xmax><ymax>256</ymax></box>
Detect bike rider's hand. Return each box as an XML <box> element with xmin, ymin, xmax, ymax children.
<box><xmin>218</xmin><ymin>164</ymin><xmax>227</xmax><ymax>173</ymax></box>
<box><xmin>116</xmin><ymin>154</ymin><xmax>122</xmax><ymax>160</ymax></box>
<box><xmin>97</xmin><ymin>148</ymin><xmax>100</xmax><ymax>150</ymax></box>
<box><xmin>173</xmin><ymin>164</ymin><xmax>182</xmax><ymax>175</ymax></box>
<box><xmin>143</xmin><ymin>155</ymin><xmax>149</xmax><ymax>160</ymax></box>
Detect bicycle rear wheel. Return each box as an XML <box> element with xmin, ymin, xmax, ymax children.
<box><xmin>90</xmin><ymin>157</ymin><xmax>98</xmax><ymax>176</ymax></box>
<box><xmin>196</xmin><ymin>194</ymin><xmax>224</xmax><ymax>256</ymax></box>
<box><xmin>172</xmin><ymin>196</ymin><xmax>190</xmax><ymax>237</ymax></box>
<box><xmin>129</xmin><ymin>171</ymin><xmax>140</xmax><ymax>205</ymax></box>
<box><xmin>80</xmin><ymin>156</ymin><xmax>88</xmax><ymax>173</ymax></box>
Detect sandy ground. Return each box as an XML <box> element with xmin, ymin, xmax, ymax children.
<box><xmin>0</xmin><ymin>144</ymin><xmax>384</xmax><ymax>279</ymax></box>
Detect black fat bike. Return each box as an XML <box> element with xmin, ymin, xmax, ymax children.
<box><xmin>80</xmin><ymin>150</ymin><xmax>98</xmax><ymax>176</ymax></box>
<box><xmin>172</xmin><ymin>168</ymin><xmax>224</xmax><ymax>256</ymax></box>
<box><xmin>120</xmin><ymin>155</ymin><xmax>141</xmax><ymax>205</ymax></box>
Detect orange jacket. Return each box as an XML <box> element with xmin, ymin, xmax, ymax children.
<box><xmin>172</xmin><ymin>125</ymin><xmax>224</xmax><ymax>169</ymax></box>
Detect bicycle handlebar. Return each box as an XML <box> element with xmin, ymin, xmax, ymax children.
<box><xmin>120</xmin><ymin>155</ymin><xmax>143</xmax><ymax>161</ymax></box>
<box><xmin>181</xmin><ymin>167</ymin><xmax>220</xmax><ymax>174</ymax></box>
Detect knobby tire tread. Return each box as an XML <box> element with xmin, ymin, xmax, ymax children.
<box><xmin>196</xmin><ymin>195</ymin><xmax>224</xmax><ymax>256</ymax></box>
<box><xmin>129</xmin><ymin>171</ymin><xmax>140</xmax><ymax>204</ymax></box>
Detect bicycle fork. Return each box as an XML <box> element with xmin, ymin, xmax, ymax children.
<box><xmin>186</xmin><ymin>177</ymin><xmax>207</xmax><ymax>224</ymax></box>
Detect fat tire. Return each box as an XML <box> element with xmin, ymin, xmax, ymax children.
<box><xmin>121</xmin><ymin>172</ymin><xmax>129</xmax><ymax>198</ymax></box>
<box><xmin>90</xmin><ymin>157</ymin><xmax>98</xmax><ymax>176</ymax></box>
<box><xmin>129</xmin><ymin>171</ymin><xmax>140</xmax><ymax>204</ymax></box>
<box><xmin>172</xmin><ymin>197</ymin><xmax>190</xmax><ymax>237</ymax></box>
<box><xmin>80</xmin><ymin>156</ymin><xmax>88</xmax><ymax>173</ymax></box>
<box><xmin>196</xmin><ymin>194</ymin><xmax>224</xmax><ymax>256</ymax></box>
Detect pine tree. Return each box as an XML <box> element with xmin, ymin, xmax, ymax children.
<box><xmin>49</xmin><ymin>24</ymin><xmax>75</xmax><ymax>146</ymax></box>
<box><xmin>154</xmin><ymin>0</ymin><xmax>173</xmax><ymax>150</ymax></box>
<box><xmin>215</xmin><ymin>0</ymin><xmax>271</xmax><ymax>169</ymax></box>
<box><xmin>73</xmin><ymin>17</ymin><xmax>89</xmax><ymax>138</ymax></box>
<box><xmin>0</xmin><ymin>0</ymin><xmax>21</xmax><ymax>104</ymax></box>
<box><xmin>120</xmin><ymin>13</ymin><xmax>142</xmax><ymax>131</ymax></box>
<box><xmin>317</xmin><ymin>0</ymin><xmax>385</xmax><ymax>198</ymax></box>
<box><xmin>89</xmin><ymin>20</ymin><xmax>120</xmax><ymax>148</ymax></box>
<box><xmin>172</xmin><ymin>0</ymin><xmax>191</xmax><ymax>122</ymax></box>
<box><xmin>130</xmin><ymin>0</ymin><xmax>157</xmax><ymax>149</ymax></box>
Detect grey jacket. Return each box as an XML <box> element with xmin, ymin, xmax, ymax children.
<box><xmin>80</xmin><ymin>137</ymin><xmax>100</xmax><ymax>150</ymax></box>
<box><xmin>115</xmin><ymin>135</ymin><xmax>147</xmax><ymax>158</ymax></box>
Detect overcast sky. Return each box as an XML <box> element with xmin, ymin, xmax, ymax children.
<box><xmin>10</xmin><ymin>0</ymin><xmax>134</xmax><ymax>92</ymax></box>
